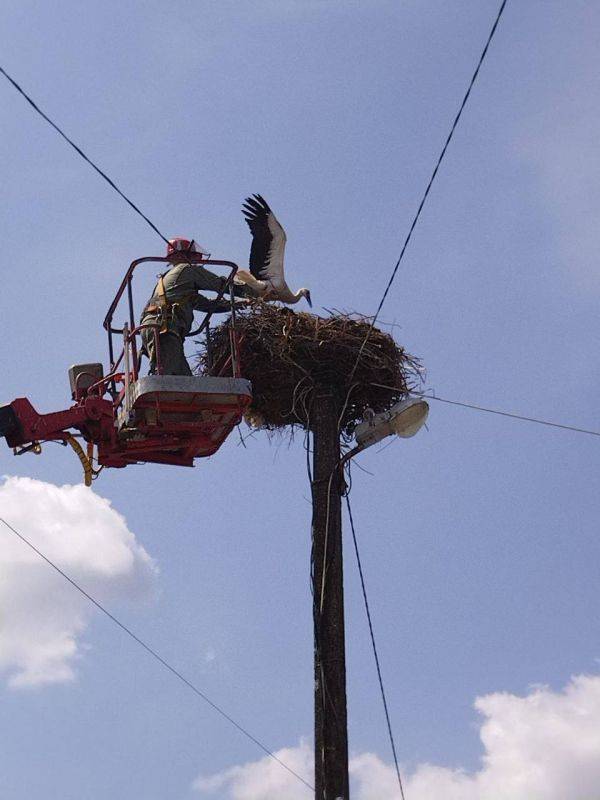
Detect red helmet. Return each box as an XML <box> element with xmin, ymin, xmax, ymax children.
<box><xmin>166</xmin><ymin>238</ymin><xmax>208</xmax><ymax>257</ymax></box>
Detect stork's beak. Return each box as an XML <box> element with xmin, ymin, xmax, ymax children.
<box><xmin>305</xmin><ymin>290</ymin><xmax>312</xmax><ymax>308</ymax></box>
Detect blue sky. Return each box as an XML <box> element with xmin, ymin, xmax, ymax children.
<box><xmin>2</xmin><ymin>1</ymin><xmax>600</xmax><ymax>798</ymax></box>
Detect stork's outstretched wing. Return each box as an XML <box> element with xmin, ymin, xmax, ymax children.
<box><xmin>242</xmin><ymin>194</ymin><xmax>287</xmax><ymax>283</ymax></box>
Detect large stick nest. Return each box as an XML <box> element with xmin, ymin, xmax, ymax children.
<box><xmin>196</xmin><ymin>303</ymin><xmax>423</xmax><ymax>435</ymax></box>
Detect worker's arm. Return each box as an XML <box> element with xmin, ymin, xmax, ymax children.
<box><xmin>188</xmin><ymin>264</ymin><xmax>259</xmax><ymax>299</ymax></box>
<box><xmin>190</xmin><ymin>294</ymin><xmax>223</xmax><ymax>313</ymax></box>
<box><xmin>190</xmin><ymin>292</ymin><xmax>249</xmax><ymax>314</ymax></box>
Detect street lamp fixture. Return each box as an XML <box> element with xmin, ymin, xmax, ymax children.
<box><xmin>341</xmin><ymin>396</ymin><xmax>429</xmax><ymax>468</ymax></box>
<box><xmin>354</xmin><ymin>396</ymin><xmax>429</xmax><ymax>448</ymax></box>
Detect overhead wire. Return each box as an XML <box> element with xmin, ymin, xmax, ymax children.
<box><xmin>0</xmin><ymin>66</ymin><xmax>169</xmax><ymax>244</ymax></box>
<box><xmin>0</xmin><ymin>516</ymin><xmax>314</xmax><ymax>795</ymax></box>
<box><xmin>422</xmin><ymin>394</ymin><xmax>600</xmax><ymax>437</ymax></box>
<box><xmin>421</xmin><ymin>393</ymin><xmax>600</xmax><ymax>438</ymax></box>
<box><xmin>0</xmin><ymin>61</ymin><xmax>312</xmax><ymax>790</ymax></box>
<box><xmin>342</xmin><ymin>373</ymin><xmax>600</xmax><ymax>795</ymax></box>
<box><xmin>369</xmin><ymin>384</ymin><xmax>600</xmax><ymax>439</ymax></box>
<box><xmin>339</xmin><ymin>3</ymin><xmax>511</xmax><ymax>793</ymax></box>
<box><xmin>347</xmin><ymin>0</ymin><xmax>509</xmax><ymax>386</ymax></box>
<box><xmin>344</xmin><ymin>492</ymin><xmax>406</xmax><ymax>800</ymax></box>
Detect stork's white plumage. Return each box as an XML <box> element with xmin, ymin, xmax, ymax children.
<box><xmin>236</xmin><ymin>195</ymin><xmax>312</xmax><ymax>307</ymax></box>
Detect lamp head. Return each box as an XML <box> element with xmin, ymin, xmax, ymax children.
<box><xmin>354</xmin><ymin>397</ymin><xmax>429</xmax><ymax>449</ymax></box>
<box><xmin>390</xmin><ymin>398</ymin><xmax>429</xmax><ymax>438</ymax></box>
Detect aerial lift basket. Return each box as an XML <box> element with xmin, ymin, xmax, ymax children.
<box><xmin>0</xmin><ymin>254</ymin><xmax>251</xmax><ymax>479</ymax></box>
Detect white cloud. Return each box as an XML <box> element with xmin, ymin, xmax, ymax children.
<box><xmin>193</xmin><ymin>740</ymin><xmax>313</xmax><ymax>800</ymax></box>
<box><xmin>0</xmin><ymin>476</ymin><xmax>158</xmax><ymax>688</ymax></box>
<box><xmin>193</xmin><ymin>674</ymin><xmax>600</xmax><ymax>800</ymax></box>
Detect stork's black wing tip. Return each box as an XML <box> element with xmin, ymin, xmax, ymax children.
<box><xmin>254</xmin><ymin>194</ymin><xmax>270</xmax><ymax>211</ymax></box>
<box><xmin>242</xmin><ymin>194</ymin><xmax>271</xmax><ymax>214</ymax></box>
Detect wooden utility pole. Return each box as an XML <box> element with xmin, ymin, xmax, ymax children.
<box><xmin>311</xmin><ymin>393</ymin><xmax>350</xmax><ymax>799</ymax></box>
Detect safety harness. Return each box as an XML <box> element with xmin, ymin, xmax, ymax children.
<box><xmin>144</xmin><ymin>273</ymin><xmax>196</xmax><ymax>335</ymax></box>
<box><xmin>144</xmin><ymin>265</ymin><xmax>230</xmax><ymax>337</ymax></box>
<box><xmin>156</xmin><ymin>274</ymin><xmax>170</xmax><ymax>334</ymax></box>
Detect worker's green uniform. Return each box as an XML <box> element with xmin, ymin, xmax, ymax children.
<box><xmin>140</xmin><ymin>262</ymin><xmax>253</xmax><ymax>376</ymax></box>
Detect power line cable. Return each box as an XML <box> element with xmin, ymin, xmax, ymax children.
<box><xmin>417</xmin><ymin>392</ymin><xmax>600</xmax><ymax>439</ymax></box>
<box><xmin>341</xmin><ymin>385</ymin><xmax>598</xmax><ymax>800</ymax></box>
<box><xmin>348</xmin><ymin>0</ymin><xmax>509</xmax><ymax>385</ymax></box>
<box><xmin>0</xmin><ymin>66</ymin><xmax>169</xmax><ymax>244</ymax></box>
<box><xmin>340</xmin><ymin>6</ymin><xmax>511</xmax><ymax>776</ymax></box>
<box><xmin>344</xmin><ymin>493</ymin><xmax>406</xmax><ymax>800</ymax></box>
<box><xmin>0</xmin><ymin>516</ymin><xmax>314</xmax><ymax>795</ymax></box>
<box><xmin>341</xmin><ymin>393</ymin><xmax>599</xmax><ymax>800</ymax></box>
<box><xmin>370</xmin><ymin>384</ymin><xmax>600</xmax><ymax>440</ymax></box>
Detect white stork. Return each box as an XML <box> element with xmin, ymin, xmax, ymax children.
<box><xmin>235</xmin><ymin>195</ymin><xmax>312</xmax><ymax>307</ymax></box>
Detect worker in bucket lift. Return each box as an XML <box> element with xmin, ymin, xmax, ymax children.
<box><xmin>141</xmin><ymin>237</ymin><xmax>257</xmax><ymax>376</ymax></box>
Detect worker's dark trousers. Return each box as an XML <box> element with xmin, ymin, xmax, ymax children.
<box><xmin>141</xmin><ymin>329</ymin><xmax>192</xmax><ymax>376</ymax></box>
